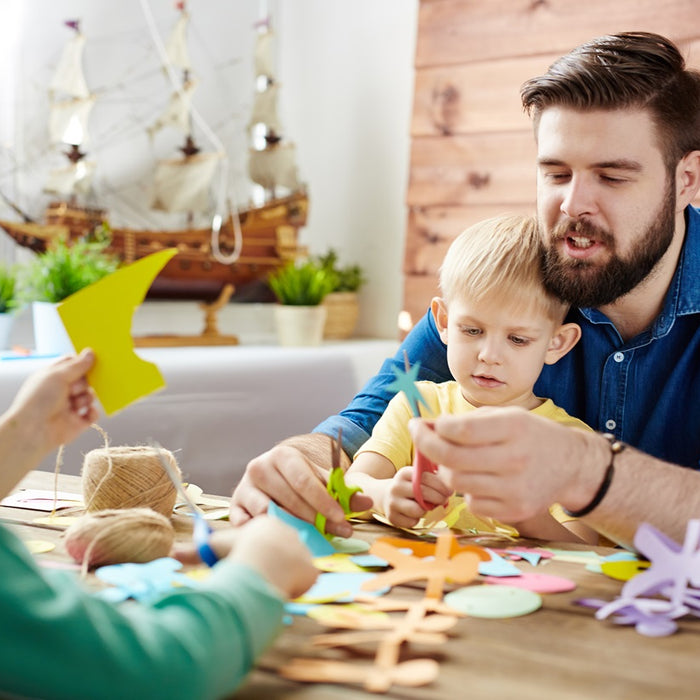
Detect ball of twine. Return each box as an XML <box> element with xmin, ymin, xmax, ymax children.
<box><xmin>82</xmin><ymin>445</ymin><xmax>179</xmax><ymax>517</ymax></box>
<box><xmin>64</xmin><ymin>508</ymin><xmax>175</xmax><ymax>569</ymax></box>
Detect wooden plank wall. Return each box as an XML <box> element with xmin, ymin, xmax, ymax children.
<box><xmin>402</xmin><ymin>0</ymin><xmax>700</xmax><ymax>331</ymax></box>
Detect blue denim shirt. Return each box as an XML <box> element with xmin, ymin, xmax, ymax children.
<box><xmin>315</xmin><ymin>206</ymin><xmax>700</xmax><ymax>470</ymax></box>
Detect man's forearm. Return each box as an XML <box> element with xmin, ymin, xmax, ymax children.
<box><xmin>580</xmin><ymin>444</ymin><xmax>700</xmax><ymax>547</ymax></box>
<box><xmin>278</xmin><ymin>433</ymin><xmax>351</xmax><ymax>475</ymax></box>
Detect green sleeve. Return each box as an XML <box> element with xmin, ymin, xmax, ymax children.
<box><xmin>0</xmin><ymin>526</ymin><xmax>285</xmax><ymax>700</ymax></box>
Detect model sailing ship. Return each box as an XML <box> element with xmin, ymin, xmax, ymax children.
<box><xmin>0</xmin><ymin>7</ymin><xmax>308</xmax><ymax>300</ymax></box>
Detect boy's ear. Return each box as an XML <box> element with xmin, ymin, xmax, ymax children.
<box><xmin>430</xmin><ymin>296</ymin><xmax>449</xmax><ymax>344</ymax></box>
<box><xmin>544</xmin><ymin>322</ymin><xmax>581</xmax><ymax>365</ymax></box>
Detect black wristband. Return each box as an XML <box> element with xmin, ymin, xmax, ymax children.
<box><xmin>562</xmin><ymin>432</ymin><xmax>624</xmax><ymax>518</ymax></box>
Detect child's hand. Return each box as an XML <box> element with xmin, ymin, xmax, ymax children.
<box><xmin>7</xmin><ymin>349</ymin><xmax>98</xmax><ymax>454</ymax></box>
<box><xmin>383</xmin><ymin>466</ymin><xmax>451</xmax><ymax>529</ymax></box>
<box><xmin>172</xmin><ymin>517</ymin><xmax>318</xmax><ymax>600</ymax></box>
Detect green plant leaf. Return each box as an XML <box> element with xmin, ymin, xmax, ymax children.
<box><xmin>268</xmin><ymin>260</ymin><xmax>336</xmax><ymax>305</ymax></box>
<box><xmin>17</xmin><ymin>238</ymin><xmax>120</xmax><ymax>304</ymax></box>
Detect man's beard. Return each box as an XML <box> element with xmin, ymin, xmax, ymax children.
<box><xmin>541</xmin><ymin>186</ymin><xmax>676</xmax><ymax>308</ymax></box>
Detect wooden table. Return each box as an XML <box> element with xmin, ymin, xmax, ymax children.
<box><xmin>3</xmin><ymin>471</ymin><xmax>700</xmax><ymax>699</ymax></box>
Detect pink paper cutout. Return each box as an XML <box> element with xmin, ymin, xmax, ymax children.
<box><xmin>483</xmin><ymin>572</ymin><xmax>576</xmax><ymax>593</ymax></box>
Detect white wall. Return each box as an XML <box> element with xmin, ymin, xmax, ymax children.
<box><xmin>0</xmin><ymin>0</ymin><xmax>418</xmax><ymax>339</ymax></box>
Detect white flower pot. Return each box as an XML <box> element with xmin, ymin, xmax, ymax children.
<box><xmin>32</xmin><ymin>301</ymin><xmax>75</xmax><ymax>356</ymax></box>
<box><xmin>0</xmin><ymin>312</ymin><xmax>14</xmax><ymax>350</ymax></box>
<box><xmin>274</xmin><ymin>305</ymin><xmax>327</xmax><ymax>347</ymax></box>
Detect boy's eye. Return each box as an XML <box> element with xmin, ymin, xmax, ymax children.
<box><xmin>460</xmin><ymin>326</ymin><xmax>481</xmax><ymax>336</ymax></box>
<box><xmin>509</xmin><ymin>335</ymin><xmax>530</xmax><ymax>346</ymax></box>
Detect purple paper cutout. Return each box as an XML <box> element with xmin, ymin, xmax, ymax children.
<box><xmin>584</xmin><ymin>520</ymin><xmax>700</xmax><ymax>637</ymax></box>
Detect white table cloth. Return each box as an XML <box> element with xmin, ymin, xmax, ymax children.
<box><xmin>0</xmin><ymin>340</ymin><xmax>398</xmax><ymax>495</ymax></box>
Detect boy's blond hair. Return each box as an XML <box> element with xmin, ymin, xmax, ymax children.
<box><xmin>439</xmin><ymin>214</ymin><xmax>568</xmax><ymax>322</ymax></box>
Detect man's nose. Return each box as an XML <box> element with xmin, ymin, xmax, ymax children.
<box><xmin>560</xmin><ymin>175</ymin><xmax>598</xmax><ymax>219</ymax></box>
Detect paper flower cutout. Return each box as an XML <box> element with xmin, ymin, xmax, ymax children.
<box><xmin>581</xmin><ymin>520</ymin><xmax>700</xmax><ymax>636</ymax></box>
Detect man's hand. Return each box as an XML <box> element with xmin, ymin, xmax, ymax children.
<box><xmin>410</xmin><ymin>407</ymin><xmax>602</xmax><ymax>523</ymax></box>
<box><xmin>229</xmin><ymin>435</ymin><xmax>372</xmax><ymax>538</ymax></box>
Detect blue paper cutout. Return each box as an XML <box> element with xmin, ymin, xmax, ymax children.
<box><xmin>268</xmin><ymin>501</ymin><xmax>336</xmax><ymax>557</ymax></box>
<box><xmin>350</xmin><ymin>554</ymin><xmax>390</xmax><ymax>569</ymax></box>
<box><xmin>506</xmin><ymin>550</ymin><xmax>542</xmax><ymax>567</ymax></box>
<box><xmin>479</xmin><ymin>550</ymin><xmax>522</xmax><ymax>577</ymax></box>
<box><xmin>95</xmin><ymin>557</ymin><xmax>196</xmax><ymax>603</ymax></box>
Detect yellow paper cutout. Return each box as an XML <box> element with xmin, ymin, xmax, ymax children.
<box><xmin>314</xmin><ymin>554</ymin><xmax>366</xmax><ymax>574</ymax></box>
<box><xmin>600</xmin><ymin>559</ymin><xmax>651</xmax><ymax>582</ymax></box>
<box><xmin>57</xmin><ymin>249</ymin><xmax>177</xmax><ymax>415</ymax></box>
<box><xmin>33</xmin><ymin>515</ymin><xmax>81</xmax><ymax>528</ymax></box>
<box><xmin>24</xmin><ymin>540</ymin><xmax>56</xmax><ymax>554</ymax></box>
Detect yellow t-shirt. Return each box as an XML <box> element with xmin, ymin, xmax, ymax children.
<box><xmin>354</xmin><ymin>380</ymin><xmax>591</xmax><ymax>533</ymax></box>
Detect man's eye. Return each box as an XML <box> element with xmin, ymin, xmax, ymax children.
<box><xmin>544</xmin><ymin>172</ymin><xmax>569</xmax><ymax>182</ymax></box>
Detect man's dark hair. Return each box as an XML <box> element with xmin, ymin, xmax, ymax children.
<box><xmin>520</xmin><ymin>32</ymin><xmax>700</xmax><ymax>170</ymax></box>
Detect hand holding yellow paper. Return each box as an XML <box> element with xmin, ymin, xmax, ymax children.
<box><xmin>58</xmin><ymin>249</ymin><xmax>177</xmax><ymax>415</ymax></box>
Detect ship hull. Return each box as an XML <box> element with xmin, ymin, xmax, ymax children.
<box><xmin>0</xmin><ymin>191</ymin><xmax>308</xmax><ymax>301</ymax></box>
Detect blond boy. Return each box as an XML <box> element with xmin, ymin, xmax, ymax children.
<box><xmin>346</xmin><ymin>214</ymin><xmax>595</xmax><ymax>543</ymax></box>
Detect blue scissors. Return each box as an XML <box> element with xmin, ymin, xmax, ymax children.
<box><xmin>150</xmin><ymin>441</ymin><xmax>219</xmax><ymax>567</ymax></box>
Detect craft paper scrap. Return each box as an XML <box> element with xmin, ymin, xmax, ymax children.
<box><xmin>286</xmin><ymin>572</ymin><xmax>391</xmax><ymax>615</ymax></box>
<box><xmin>307</xmin><ymin>603</ymin><xmax>390</xmax><ymax>628</ymax></box>
<box><xmin>33</xmin><ymin>515</ymin><xmax>81</xmax><ymax>527</ymax></box>
<box><xmin>1</xmin><ymin>489</ymin><xmax>83</xmax><ymax>511</ymax></box>
<box><xmin>482</xmin><ymin>572</ymin><xmax>576</xmax><ymax>593</ymax></box>
<box><xmin>314</xmin><ymin>554</ymin><xmax>366</xmax><ymax>574</ymax></box>
<box><xmin>24</xmin><ymin>540</ymin><xmax>56</xmax><ymax>554</ymax></box>
<box><xmin>600</xmin><ymin>560</ymin><xmax>651</xmax><ymax>582</ymax></box>
<box><xmin>58</xmin><ymin>248</ymin><xmax>177</xmax><ymax>415</ymax></box>
<box><xmin>444</xmin><ymin>585</ymin><xmax>542</xmax><ymax>618</ymax></box>
<box><xmin>478</xmin><ymin>551</ymin><xmax>522</xmax><ymax>577</ymax></box>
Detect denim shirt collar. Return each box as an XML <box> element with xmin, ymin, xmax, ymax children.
<box><xmin>579</xmin><ymin>205</ymin><xmax>700</xmax><ymax>342</ymax></box>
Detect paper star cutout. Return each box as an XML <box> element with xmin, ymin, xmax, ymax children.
<box><xmin>387</xmin><ymin>360</ymin><xmax>430</xmax><ymax>418</ymax></box>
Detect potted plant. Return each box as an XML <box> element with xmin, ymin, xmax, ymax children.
<box><xmin>0</xmin><ymin>263</ymin><xmax>18</xmax><ymax>350</ymax></box>
<box><xmin>17</xmin><ymin>238</ymin><xmax>120</xmax><ymax>354</ymax></box>
<box><xmin>267</xmin><ymin>259</ymin><xmax>336</xmax><ymax>346</ymax></box>
<box><xmin>315</xmin><ymin>249</ymin><xmax>367</xmax><ymax>339</ymax></box>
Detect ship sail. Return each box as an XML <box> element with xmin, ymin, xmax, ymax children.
<box><xmin>149</xmin><ymin>8</ymin><xmax>222</xmax><ymax>216</ymax></box>
<box><xmin>152</xmin><ymin>152</ymin><xmax>222</xmax><ymax>213</ymax></box>
<box><xmin>45</xmin><ymin>21</ymin><xmax>96</xmax><ymax>197</ymax></box>
<box><xmin>247</xmin><ymin>25</ymin><xmax>301</xmax><ymax>198</ymax></box>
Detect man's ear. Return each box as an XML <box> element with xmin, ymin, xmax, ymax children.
<box><xmin>544</xmin><ymin>322</ymin><xmax>581</xmax><ymax>365</ymax></box>
<box><xmin>430</xmin><ymin>296</ymin><xmax>449</xmax><ymax>344</ymax></box>
<box><xmin>676</xmin><ymin>150</ymin><xmax>700</xmax><ymax>210</ymax></box>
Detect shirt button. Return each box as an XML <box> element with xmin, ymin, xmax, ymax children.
<box><xmin>614</xmin><ymin>352</ymin><xmax>624</xmax><ymax>363</ymax></box>
<box><xmin>605</xmin><ymin>419</ymin><xmax>617</xmax><ymax>431</ymax></box>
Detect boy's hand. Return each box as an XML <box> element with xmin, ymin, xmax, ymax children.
<box><xmin>383</xmin><ymin>466</ymin><xmax>451</xmax><ymax>529</ymax></box>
